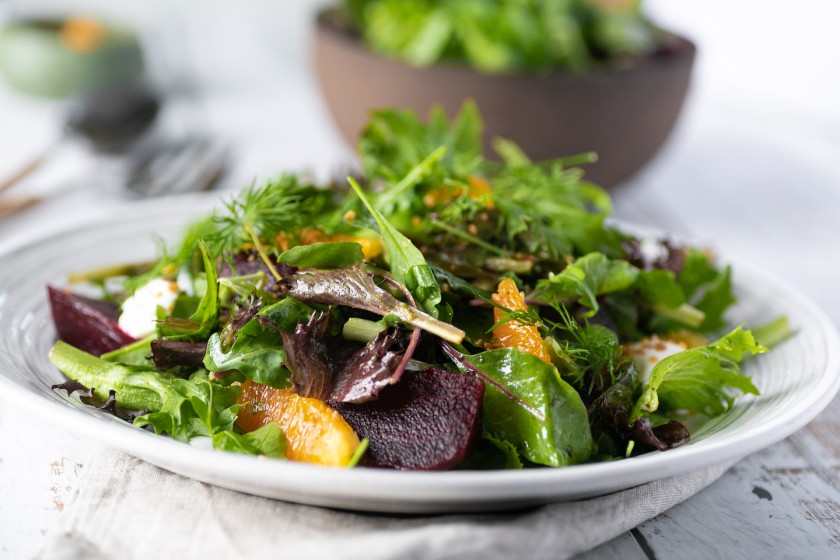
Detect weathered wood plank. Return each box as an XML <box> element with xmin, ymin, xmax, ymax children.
<box><xmin>629</xmin><ymin>395</ymin><xmax>840</xmax><ymax>559</ymax></box>
<box><xmin>0</xmin><ymin>404</ymin><xmax>95</xmax><ymax>560</ymax></box>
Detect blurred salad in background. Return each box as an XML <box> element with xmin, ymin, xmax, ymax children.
<box><xmin>338</xmin><ymin>0</ymin><xmax>661</xmax><ymax>73</ymax></box>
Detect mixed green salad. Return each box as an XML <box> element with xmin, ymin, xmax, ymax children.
<box><xmin>47</xmin><ymin>103</ymin><xmax>789</xmax><ymax>470</ymax></box>
<box><xmin>339</xmin><ymin>0</ymin><xmax>663</xmax><ymax>74</ymax></box>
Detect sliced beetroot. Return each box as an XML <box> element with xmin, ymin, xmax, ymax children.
<box><xmin>47</xmin><ymin>286</ymin><xmax>136</xmax><ymax>356</ymax></box>
<box><xmin>331</xmin><ymin>368</ymin><xmax>484</xmax><ymax>470</ymax></box>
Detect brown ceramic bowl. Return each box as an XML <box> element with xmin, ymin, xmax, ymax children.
<box><xmin>313</xmin><ymin>11</ymin><xmax>695</xmax><ymax>188</ymax></box>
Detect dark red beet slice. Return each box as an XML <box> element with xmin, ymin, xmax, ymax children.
<box><xmin>331</xmin><ymin>368</ymin><xmax>484</xmax><ymax>470</ymax></box>
<box><xmin>47</xmin><ymin>286</ymin><xmax>136</xmax><ymax>356</ymax></box>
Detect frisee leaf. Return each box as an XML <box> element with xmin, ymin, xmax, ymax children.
<box><xmin>535</xmin><ymin>252</ymin><xmax>639</xmax><ymax>315</ymax></box>
<box><xmin>204</xmin><ymin>175</ymin><xmax>328</xmax><ymax>258</ymax></box>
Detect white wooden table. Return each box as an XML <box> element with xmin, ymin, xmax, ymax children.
<box><xmin>1</xmin><ymin>2</ymin><xmax>839</xmax><ymax>558</ymax></box>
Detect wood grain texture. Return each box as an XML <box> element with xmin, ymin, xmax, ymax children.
<box><xmin>580</xmin><ymin>399</ymin><xmax>840</xmax><ymax>560</ymax></box>
<box><xmin>0</xmin><ymin>404</ymin><xmax>96</xmax><ymax>560</ymax></box>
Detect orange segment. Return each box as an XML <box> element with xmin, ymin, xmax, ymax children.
<box><xmin>236</xmin><ymin>380</ymin><xmax>361</xmax><ymax>467</ymax></box>
<box><xmin>422</xmin><ymin>175</ymin><xmax>495</xmax><ymax>209</ymax></box>
<box><xmin>491</xmin><ymin>277</ymin><xmax>551</xmax><ymax>363</ymax></box>
<box><xmin>332</xmin><ymin>234</ymin><xmax>383</xmax><ymax>260</ymax></box>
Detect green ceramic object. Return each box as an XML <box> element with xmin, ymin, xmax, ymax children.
<box><xmin>0</xmin><ymin>17</ymin><xmax>144</xmax><ymax>98</ymax></box>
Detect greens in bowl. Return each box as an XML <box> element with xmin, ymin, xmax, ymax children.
<box><xmin>340</xmin><ymin>0</ymin><xmax>663</xmax><ymax>74</ymax></box>
<box><xmin>46</xmin><ymin>103</ymin><xmax>788</xmax><ymax>471</ymax></box>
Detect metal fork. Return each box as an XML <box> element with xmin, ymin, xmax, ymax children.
<box><xmin>0</xmin><ymin>135</ymin><xmax>228</xmax><ymax>217</ymax></box>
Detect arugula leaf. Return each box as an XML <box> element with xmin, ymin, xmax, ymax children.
<box><xmin>257</xmin><ymin>297</ymin><xmax>316</xmax><ymax>332</ymax></box>
<box><xmin>635</xmin><ymin>269</ymin><xmax>707</xmax><ymax>330</ymax></box>
<box><xmin>100</xmin><ymin>334</ymin><xmax>155</xmax><ymax>367</ymax></box>
<box><xmin>635</xmin><ymin>269</ymin><xmax>685</xmax><ymax>309</ymax></box>
<box><xmin>448</xmin><ymin>346</ymin><xmax>593</xmax><ymax>467</ymax></box>
<box><xmin>218</xmin><ymin>272</ymin><xmax>267</xmax><ymax>303</ymax></box>
<box><xmin>123</xmin><ymin>216</ymin><xmax>217</xmax><ymax>293</ymax></box>
<box><xmin>630</xmin><ymin>326</ymin><xmax>765</xmax><ymax>421</ymax></box>
<box><xmin>535</xmin><ymin>252</ymin><xmax>638</xmax><ymax>315</ymax></box>
<box><xmin>677</xmin><ymin>248</ymin><xmax>720</xmax><ymax>298</ymax></box>
<box><xmin>694</xmin><ymin>265</ymin><xmax>736</xmax><ymax>332</ymax></box>
<box><xmin>278</xmin><ymin>242</ymin><xmax>365</xmax><ymax>270</ymax></box>
<box><xmin>348</xmin><ymin>177</ymin><xmax>442</xmax><ymax>317</ymax></box>
<box><xmin>158</xmin><ymin>241</ymin><xmax>219</xmax><ymax>341</ymax></box>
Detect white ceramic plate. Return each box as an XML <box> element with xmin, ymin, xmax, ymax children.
<box><xmin>1</xmin><ymin>195</ymin><xmax>838</xmax><ymax>514</ymax></box>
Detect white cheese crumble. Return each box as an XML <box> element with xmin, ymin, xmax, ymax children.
<box><xmin>118</xmin><ymin>278</ymin><xmax>181</xmax><ymax>338</ymax></box>
<box><xmin>622</xmin><ymin>336</ymin><xmax>687</xmax><ymax>385</ymax></box>
<box><xmin>638</xmin><ymin>237</ymin><xmax>668</xmax><ymax>266</ymax></box>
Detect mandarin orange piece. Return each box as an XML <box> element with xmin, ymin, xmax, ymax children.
<box><xmin>331</xmin><ymin>234</ymin><xmax>383</xmax><ymax>260</ymax></box>
<box><xmin>423</xmin><ymin>175</ymin><xmax>494</xmax><ymax>209</ymax></box>
<box><xmin>491</xmin><ymin>277</ymin><xmax>551</xmax><ymax>363</ymax></box>
<box><xmin>236</xmin><ymin>380</ymin><xmax>361</xmax><ymax>467</ymax></box>
<box><xmin>466</xmin><ymin>176</ymin><xmax>495</xmax><ymax>209</ymax></box>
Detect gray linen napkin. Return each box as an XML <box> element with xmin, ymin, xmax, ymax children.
<box><xmin>38</xmin><ymin>448</ymin><xmax>730</xmax><ymax>560</ymax></box>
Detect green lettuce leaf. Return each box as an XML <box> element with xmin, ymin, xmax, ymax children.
<box><xmin>158</xmin><ymin>240</ymin><xmax>219</xmax><ymax>341</ymax></box>
<box><xmin>278</xmin><ymin>242</ymin><xmax>365</xmax><ymax>270</ymax></box>
<box><xmin>450</xmin><ymin>347</ymin><xmax>593</xmax><ymax>467</ymax></box>
<box><xmin>631</xmin><ymin>326</ymin><xmax>765</xmax><ymax>421</ymax></box>
<box><xmin>49</xmin><ymin>341</ymin><xmax>287</xmax><ymax>455</ymax></box>
<box><xmin>359</xmin><ymin>102</ymin><xmax>483</xmax><ymax>185</ymax></box>
<box><xmin>212</xmin><ymin>423</ymin><xmax>287</xmax><ymax>458</ymax></box>
<box><xmin>203</xmin><ymin>318</ymin><xmax>289</xmax><ymax>389</ymax></box>
<box><xmin>348</xmin><ymin>177</ymin><xmax>442</xmax><ymax>317</ymax></box>
<box><xmin>535</xmin><ymin>252</ymin><xmax>638</xmax><ymax>315</ymax></box>
<box><xmin>694</xmin><ymin>265</ymin><xmax>735</xmax><ymax>332</ymax></box>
